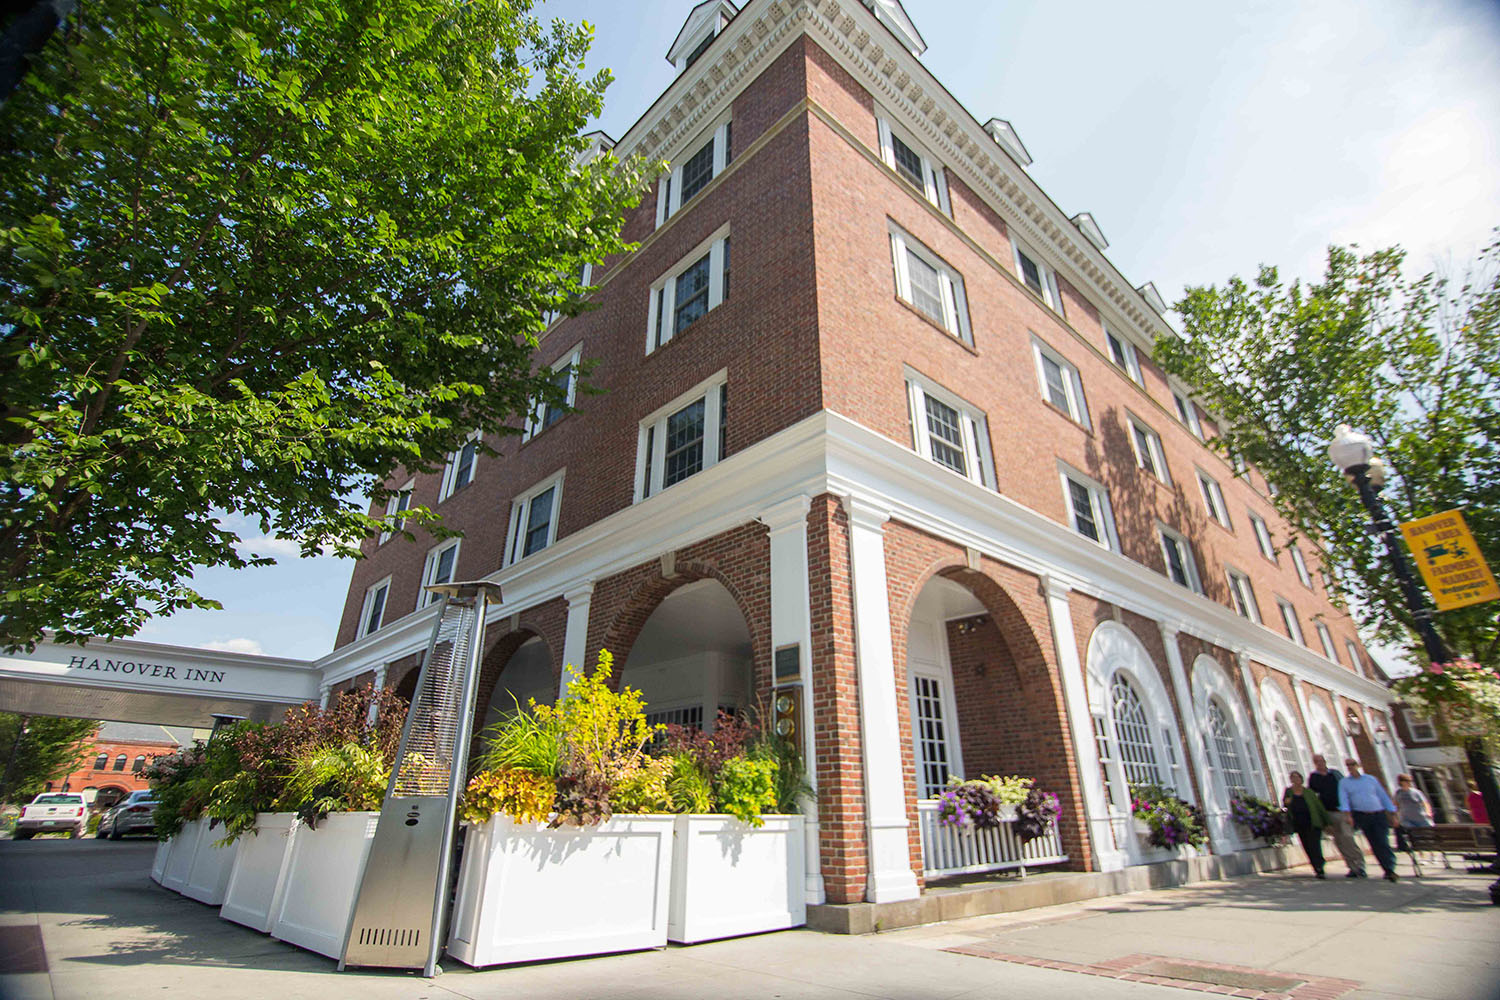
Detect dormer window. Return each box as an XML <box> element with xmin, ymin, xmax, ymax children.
<box><xmin>683</xmin><ymin>30</ymin><xmax>715</xmax><ymax>69</ymax></box>
<box><xmin>666</xmin><ymin>1</ymin><xmax>738</xmax><ymax>74</ymax></box>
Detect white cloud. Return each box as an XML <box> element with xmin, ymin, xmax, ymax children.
<box><xmin>199</xmin><ymin>637</ymin><xmax>265</xmax><ymax>655</ymax></box>
<box><xmin>233</xmin><ymin>535</ymin><xmax>304</xmax><ymax>559</ymax></box>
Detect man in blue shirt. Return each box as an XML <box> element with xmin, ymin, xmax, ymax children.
<box><xmin>1338</xmin><ymin>757</ymin><xmax>1399</xmax><ymax>881</ymax></box>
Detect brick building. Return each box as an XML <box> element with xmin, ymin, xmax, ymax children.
<box><xmin>49</xmin><ymin>723</ymin><xmax>196</xmax><ymax>808</ymax></box>
<box><xmin>316</xmin><ymin>0</ymin><xmax>1403</xmax><ymax>905</ymax></box>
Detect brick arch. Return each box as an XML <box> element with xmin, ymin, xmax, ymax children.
<box><xmin>469</xmin><ymin>627</ymin><xmax>558</xmax><ymax>731</ymax></box>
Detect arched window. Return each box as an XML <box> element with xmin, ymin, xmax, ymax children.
<box><xmin>94</xmin><ymin>753</ymin><xmax>108</xmax><ymax>771</ymax></box>
<box><xmin>1272</xmin><ymin>717</ymin><xmax>1301</xmax><ymax>784</ymax></box>
<box><xmin>1110</xmin><ymin>673</ymin><xmax>1163</xmax><ymax>787</ymax></box>
<box><xmin>132</xmin><ymin>755</ymin><xmax>147</xmax><ymax>773</ymax></box>
<box><xmin>113</xmin><ymin>753</ymin><xmax>127</xmax><ymax>771</ymax></box>
<box><xmin>1208</xmin><ymin>700</ymin><xmax>1248</xmax><ymax>794</ymax></box>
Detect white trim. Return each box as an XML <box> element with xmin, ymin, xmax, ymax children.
<box><xmin>523</xmin><ymin>344</ymin><xmax>582</xmax><ymax>442</ymax></box>
<box><xmin>1259</xmin><ymin>678</ymin><xmax>1313</xmax><ymax>791</ymax></box>
<box><xmin>419</xmin><ymin>539</ymin><xmax>460</xmax><ymax>609</ymax></box>
<box><xmin>378</xmin><ymin>481</ymin><xmax>414</xmax><ymax>546</ymax></box>
<box><xmin>1058</xmin><ymin>462</ymin><xmax>1118</xmax><ymax>552</ymax></box>
<box><xmin>1191</xmin><ymin>654</ymin><xmax>1261</xmax><ymax>846</ymax></box>
<box><xmin>1224</xmin><ymin>565</ymin><xmax>1261</xmax><ymax>624</ymax></box>
<box><xmin>1249</xmin><ymin>511</ymin><xmax>1277</xmax><ymax>564</ymax></box>
<box><xmin>1104</xmin><ymin>325</ymin><xmax>1142</xmax><ymax>385</ymax></box>
<box><xmin>1172</xmin><ymin>389</ymin><xmax>1203</xmax><ymax>439</ymax></box>
<box><xmin>645</xmin><ymin>225</ymin><xmax>731</xmax><ymax>353</ymax></box>
<box><xmin>1276</xmin><ymin>597</ymin><xmax>1304</xmax><ymax>647</ymax></box>
<box><xmin>1156</xmin><ymin>523</ymin><xmax>1202</xmax><ymax>593</ymax></box>
<box><xmin>905</xmin><ymin>370</ymin><xmax>994</xmax><ymax>489</ymax></box>
<box><xmin>888</xmin><ymin>223</ymin><xmax>969</xmax><ymax>343</ymax></box>
<box><xmin>1031</xmin><ymin>336</ymin><xmax>1090</xmax><ymax>428</ymax></box>
<box><xmin>634</xmin><ymin>369</ymin><xmax>729</xmax><ymax>502</ymax></box>
<box><xmin>1290</xmin><ymin>545</ymin><xmax>1313</xmax><ymax>589</ymax></box>
<box><xmin>876</xmin><ymin>116</ymin><xmax>950</xmax><ymax>215</ymax></box>
<box><xmin>1313</xmin><ymin>621</ymin><xmax>1338</xmax><ymax>663</ymax></box>
<box><xmin>1344</xmin><ymin>639</ymin><xmax>1367</xmax><ymax>679</ymax></box>
<box><xmin>1013</xmin><ymin>237</ymin><xmax>1062</xmax><ymax>312</ymax></box>
<box><xmin>1127</xmin><ymin>414</ymin><xmax>1169</xmax><ymax>484</ymax></box>
<box><xmin>656</xmin><ymin>117</ymin><xmax>732</xmax><ymax>226</ymax></box>
<box><xmin>357</xmin><ymin>577</ymin><xmax>391</xmax><ymax>640</ymax></box>
<box><xmin>1196</xmin><ymin>468</ymin><xmax>1231</xmax><ymax>529</ymax></box>
<box><xmin>506</xmin><ymin>470</ymin><xmax>566</xmax><ymax>566</ymax></box>
<box><xmin>438</xmin><ymin>433</ymin><xmax>479</xmax><ymax>502</ymax></box>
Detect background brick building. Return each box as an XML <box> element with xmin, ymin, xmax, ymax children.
<box><xmin>49</xmin><ymin>723</ymin><xmax>197</xmax><ymax>808</ymax></box>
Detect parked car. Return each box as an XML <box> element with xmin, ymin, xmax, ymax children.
<box><xmin>96</xmin><ymin>790</ymin><xmax>158</xmax><ymax>840</ymax></box>
<box><xmin>15</xmin><ymin>792</ymin><xmax>89</xmax><ymax>839</ymax></box>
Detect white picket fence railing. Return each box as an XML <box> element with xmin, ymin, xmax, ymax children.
<box><xmin>916</xmin><ymin>799</ymin><xmax>1068</xmax><ymax>879</ymax></box>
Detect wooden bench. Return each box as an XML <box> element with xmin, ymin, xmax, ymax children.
<box><xmin>1402</xmin><ymin>824</ymin><xmax>1495</xmax><ymax>875</ymax></box>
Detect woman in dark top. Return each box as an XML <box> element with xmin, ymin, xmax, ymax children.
<box><xmin>1284</xmin><ymin>770</ymin><xmax>1331</xmax><ymax>879</ymax></box>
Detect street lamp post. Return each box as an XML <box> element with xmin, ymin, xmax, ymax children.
<box><xmin>1329</xmin><ymin>425</ymin><xmax>1500</xmax><ymax>902</ymax></box>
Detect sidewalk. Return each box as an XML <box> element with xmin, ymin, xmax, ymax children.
<box><xmin>2</xmin><ymin>840</ymin><xmax>1497</xmax><ymax>1000</ymax></box>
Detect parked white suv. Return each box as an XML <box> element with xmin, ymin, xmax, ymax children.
<box><xmin>15</xmin><ymin>792</ymin><xmax>89</xmax><ymax>839</ymax></box>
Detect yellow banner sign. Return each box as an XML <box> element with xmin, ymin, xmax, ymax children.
<box><xmin>1399</xmin><ymin>509</ymin><xmax>1500</xmax><ymax>612</ymax></box>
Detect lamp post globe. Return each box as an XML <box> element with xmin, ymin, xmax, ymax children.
<box><xmin>1328</xmin><ymin>424</ymin><xmax>1374</xmax><ymax>475</ymax></box>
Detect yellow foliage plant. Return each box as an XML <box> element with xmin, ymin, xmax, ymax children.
<box><xmin>459</xmin><ymin>767</ymin><xmax>557</xmax><ymax>826</ymax></box>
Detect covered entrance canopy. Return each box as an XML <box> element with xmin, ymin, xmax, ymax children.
<box><xmin>0</xmin><ymin>636</ymin><xmax>320</xmax><ymax>727</ymax></box>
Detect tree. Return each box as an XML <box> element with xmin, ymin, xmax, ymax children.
<box><xmin>0</xmin><ymin>712</ymin><xmax>98</xmax><ymax>804</ymax></box>
<box><xmin>0</xmin><ymin>0</ymin><xmax>648</xmax><ymax>651</ymax></box>
<box><xmin>1156</xmin><ymin>237</ymin><xmax>1499</xmax><ymax>666</ymax></box>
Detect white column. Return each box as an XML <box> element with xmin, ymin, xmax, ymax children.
<box><xmin>759</xmin><ymin>495</ymin><xmax>824</xmax><ymax>904</ymax></box>
<box><xmin>366</xmin><ymin>663</ymin><xmax>389</xmax><ymax>727</ymax></box>
<box><xmin>1041</xmin><ymin>575</ymin><xmax>1123</xmax><ymax>871</ymax></box>
<box><xmin>1159</xmin><ymin>623</ymin><xmax>1228</xmax><ymax>849</ymax></box>
<box><xmin>318</xmin><ymin>683</ymin><xmax>332</xmax><ymax>710</ymax></box>
<box><xmin>1331</xmin><ymin>693</ymin><xmax>1361</xmax><ymax>761</ymax></box>
<box><xmin>1290</xmin><ymin>677</ymin><xmax>1320</xmax><ymax>755</ymax></box>
<box><xmin>560</xmin><ymin>583</ymin><xmax>594</xmax><ymax>697</ymax></box>
<box><xmin>841</xmin><ymin>493</ymin><xmax>919</xmax><ymax>903</ymax></box>
<box><xmin>1235</xmin><ymin>651</ymin><xmax>1277</xmax><ymax>797</ymax></box>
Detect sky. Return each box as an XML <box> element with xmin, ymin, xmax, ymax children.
<box><xmin>137</xmin><ymin>0</ymin><xmax>1500</xmax><ymax>665</ymax></box>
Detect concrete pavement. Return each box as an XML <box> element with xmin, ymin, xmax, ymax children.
<box><xmin>1</xmin><ymin>838</ymin><xmax>1497</xmax><ymax>1000</ymax></box>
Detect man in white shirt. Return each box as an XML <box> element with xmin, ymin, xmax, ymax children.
<box><xmin>1338</xmin><ymin>758</ymin><xmax>1399</xmax><ymax>881</ymax></box>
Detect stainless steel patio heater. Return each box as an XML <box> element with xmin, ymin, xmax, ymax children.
<box><xmin>339</xmin><ymin>580</ymin><xmax>501</xmax><ymax>976</ymax></box>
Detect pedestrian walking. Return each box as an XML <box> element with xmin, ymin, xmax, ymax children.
<box><xmin>1466</xmin><ymin>783</ymin><xmax>1489</xmax><ymax>825</ymax></box>
<box><xmin>1307</xmin><ymin>754</ymin><xmax>1365</xmax><ymax>877</ymax></box>
<box><xmin>1392</xmin><ymin>773</ymin><xmax>1433</xmax><ymax>853</ymax></box>
<box><xmin>1339</xmin><ymin>758</ymin><xmax>1399</xmax><ymax>881</ymax></box>
<box><xmin>1282</xmin><ymin>770</ymin><xmax>1329</xmax><ymax>878</ymax></box>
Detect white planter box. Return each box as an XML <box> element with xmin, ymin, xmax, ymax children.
<box><xmin>221</xmin><ymin>813</ymin><xmax>299</xmax><ymax>933</ymax></box>
<box><xmin>270</xmin><ymin>811</ymin><xmax>378</xmax><ymax>960</ymax></box>
<box><xmin>182</xmin><ymin>821</ymin><xmax>239</xmax><ymax>906</ymax></box>
<box><xmin>161</xmin><ymin>819</ymin><xmax>205</xmax><ymax>894</ymax></box>
<box><xmin>668</xmin><ymin>814</ymin><xmax>805</xmax><ymax>944</ymax></box>
<box><xmin>150</xmin><ymin>837</ymin><xmax>171</xmax><ymax>885</ymax></box>
<box><xmin>447</xmin><ymin>814</ymin><xmax>674</xmax><ymax>968</ymax></box>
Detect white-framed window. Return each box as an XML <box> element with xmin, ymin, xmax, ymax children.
<box><xmin>1290</xmin><ymin>544</ymin><xmax>1313</xmax><ymax>588</ymax></box>
<box><xmin>1230</xmin><ymin>452</ymin><xmax>1248</xmax><ymax>478</ymax></box>
<box><xmin>1197</xmin><ymin>469</ymin><xmax>1231</xmax><ymax>528</ymax></box>
<box><xmin>439</xmin><ymin>433</ymin><xmax>479</xmax><ymax>501</ymax></box>
<box><xmin>1405</xmin><ymin>708</ymin><xmax>1437</xmax><ymax>742</ymax></box>
<box><xmin>524</xmin><ymin>344</ymin><xmax>581</xmax><ymax>441</ymax></box>
<box><xmin>1344</xmin><ymin>639</ymin><xmax>1365</xmax><ymax>678</ymax></box>
<box><xmin>906</xmin><ymin>372</ymin><xmax>996</xmax><ymax>488</ymax></box>
<box><xmin>1225</xmin><ymin>566</ymin><xmax>1261</xmax><ymax>623</ymax></box>
<box><xmin>1172</xmin><ymin>390</ymin><xmax>1203</xmax><ymax>438</ymax></box>
<box><xmin>1249</xmin><ymin>512</ymin><xmax>1277</xmax><ymax>563</ymax></box>
<box><xmin>635</xmin><ymin>370</ymin><xmax>728</xmax><ymax>501</ymax></box>
<box><xmin>655</xmin><ymin>119</ymin><xmax>732</xmax><ymax>226</ymax></box>
<box><xmin>889</xmin><ymin>224</ymin><xmax>970</xmax><ymax>343</ymax></box>
<box><xmin>877</xmin><ymin>117</ymin><xmax>950</xmax><ymax>214</ymax></box>
<box><xmin>1032</xmin><ymin>337</ymin><xmax>1089</xmax><ymax>426</ymax></box>
<box><xmin>1265</xmin><ymin>479</ymin><xmax>1280</xmax><ymax>497</ymax></box>
<box><xmin>358</xmin><ymin>577</ymin><xmax>391</xmax><ymax>639</ymax></box>
<box><xmin>1272</xmin><ymin>716</ymin><xmax>1302</xmax><ymax>788</ymax></box>
<box><xmin>378</xmin><ymin>481</ymin><xmax>414</xmax><ymax>545</ymax></box>
<box><xmin>1157</xmin><ymin>524</ymin><xmax>1202</xmax><ymax>592</ymax></box>
<box><xmin>911</xmin><ymin>670</ymin><xmax>961</xmax><ymax>798</ymax></box>
<box><xmin>646</xmin><ymin>226</ymin><xmax>731</xmax><ymax>353</ymax></box>
<box><xmin>1059</xmin><ymin>462</ymin><xmax>1118</xmax><ymax>550</ymax></box>
<box><xmin>1128</xmin><ymin>415</ymin><xmax>1170</xmax><ymax>484</ymax></box>
<box><xmin>1207</xmin><ymin>699</ymin><xmax>1249</xmax><ymax>795</ymax></box>
<box><xmin>1314</xmin><ymin>621</ymin><xmax>1338</xmax><ymax>662</ymax></box>
<box><xmin>541</xmin><ymin>262</ymin><xmax>593</xmax><ymax>329</ymax></box>
<box><xmin>1110</xmin><ymin>673</ymin><xmax>1164</xmax><ymax>787</ymax></box>
<box><xmin>1276</xmin><ymin>597</ymin><xmax>1304</xmax><ymax>645</ymax></box>
<box><xmin>420</xmin><ymin>539</ymin><xmax>460</xmax><ymax>607</ymax></box>
<box><xmin>1104</xmin><ymin>325</ymin><xmax>1142</xmax><ymax>385</ymax></box>
<box><xmin>1013</xmin><ymin>238</ymin><xmax>1062</xmax><ymax>312</ymax></box>
<box><xmin>506</xmin><ymin>471</ymin><xmax>564</xmax><ymax>565</ymax></box>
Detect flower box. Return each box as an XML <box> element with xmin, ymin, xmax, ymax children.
<box><xmin>220</xmin><ymin>813</ymin><xmax>299</xmax><ymax>933</ymax></box>
<box><xmin>270</xmin><ymin>811</ymin><xmax>378</xmax><ymax>959</ymax></box>
<box><xmin>182</xmin><ymin>822</ymin><xmax>240</xmax><ymax>906</ymax></box>
<box><xmin>667</xmin><ymin>814</ymin><xmax>805</xmax><ymax>944</ymax></box>
<box><xmin>160</xmin><ymin>818</ymin><xmax>205</xmax><ymax>894</ymax></box>
<box><xmin>446</xmin><ymin>813</ymin><xmax>674</xmax><ymax>968</ymax></box>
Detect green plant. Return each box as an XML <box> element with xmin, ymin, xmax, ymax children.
<box><xmin>535</xmin><ymin>650</ymin><xmax>659</xmax><ymax>791</ymax></box>
<box><xmin>1130</xmin><ymin>784</ymin><xmax>1208</xmax><ymax>850</ymax></box>
<box><xmin>551</xmin><ymin>765</ymin><xmax>612</xmax><ymax>827</ymax></box>
<box><xmin>276</xmin><ymin>742</ymin><xmax>389</xmax><ymax>829</ymax></box>
<box><xmin>613</xmin><ymin>756</ymin><xmax>673</xmax><ymax>814</ymax></box>
<box><xmin>1394</xmin><ymin>661</ymin><xmax>1500</xmax><ymax>752</ymax></box>
<box><xmin>86</xmin><ymin>813</ymin><xmax>101</xmax><ymax>835</ymax></box>
<box><xmin>475</xmin><ymin>696</ymin><xmax>564</xmax><ymax>778</ymax></box>
<box><xmin>714</xmin><ymin>756</ymin><xmax>779</xmax><ymax>827</ymax></box>
<box><xmin>459</xmin><ymin>767</ymin><xmax>556</xmax><ymax>826</ymax></box>
<box><xmin>976</xmin><ymin>774</ymin><xmax>1033</xmax><ymax>807</ymax></box>
<box><xmin>665</xmin><ymin>753</ymin><xmax>713</xmax><ymax>814</ymax></box>
<box><xmin>749</xmin><ymin>729</ymin><xmax>814</xmax><ymax>815</ymax></box>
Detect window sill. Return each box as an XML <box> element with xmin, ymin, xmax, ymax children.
<box><xmin>894</xmin><ymin>296</ymin><xmax>977</xmax><ymax>354</ymax></box>
<box><xmin>1038</xmin><ymin>398</ymin><xmax>1089</xmax><ymax>432</ymax></box>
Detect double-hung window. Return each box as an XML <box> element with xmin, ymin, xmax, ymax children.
<box><xmin>1314</xmin><ymin>621</ymin><xmax>1338</xmax><ymax>662</ymax></box>
<box><xmin>1344</xmin><ymin>639</ymin><xmax>1365</xmax><ymax>678</ymax></box>
<box><xmin>1249</xmin><ymin>512</ymin><xmax>1277</xmax><ymax>563</ymax></box>
<box><xmin>646</xmin><ymin>227</ymin><xmax>731</xmax><ymax>353</ymax></box>
<box><xmin>1197</xmin><ymin>469</ymin><xmax>1231</xmax><ymax>528</ymax></box>
<box><xmin>1225</xmin><ymin>567</ymin><xmax>1261</xmax><ymax>623</ymax></box>
<box><xmin>378</xmin><ymin>481</ymin><xmax>414</xmax><ymax>545</ymax></box>
<box><xmin>506</xmin><ymin>471</ymin><xmax>564</xmax><ymax>565</ymax></box>
<box><xmin>1032</xmin><ymin>337</ymin><xmax>1089</xmax><ymax>426</ymax></box>
<box><xmin>636</xmin><ymin>371</ymin><xmax>728</xmax><ymax>501</ymax></box>
<box><xmin>1405</xmin><ymin>709</ymin><xmax>1437</xmax><ymax>742</ymax></box>
<box><xmin>1013</xmin><ymin>239</ymin><xmax>1062</xmax><ymax>312</ymax></box>
<box><xmin>1104</xmin><ymin>326</ymin><xmax>1142</xmax><ymax>384</ymax></box>
<box><xmin>1276</xmin><ymin>597</ymin><xmax>1304</xmax><ymax>645</ymax></box>
<box><xmin>1290</xmin><ymin>544</ymin><xmax>1313</xmax><ymax>588</ymax></box>
<box><xmin>358</xmin><ymin>577</ymin><xmax>391</xmax><ymax>638</ymax></box>
<box><xmin>889</xmin><ymin>224</ymin><xmax>970</xmax><ymax>343</ymax></box>
<box><xmin>1059</xmin><ymin>463</ymin><xmax>1117</xmax><ymax>550</ymax></box>
<box><xmin>420</xmin><ymin>540</ymin><xmax>460</xmax><ymax>607</ymax></box>
<box><xmin>439</xmin><ymin>434</ymin><xmax>479</xmax><ymax>500</ymax></box>
<box><xmin>1172</xmin><ymin>390</ymin><xmax>1203</xmax><ymax>438</ymax></box>
<box><xmin>1157</xmin><ymin>524</ymin><xmax>1202</xmax><ymax>592</ymax></box>
<box><xmin>877</xmin><ymin>118</ymin><xmax>951</xmax><ymax>214</ymax></box>
<box><xmin>905</xmin><ymin>372</ymin><xmax>995</xmax><ymax>488</ymax></box>
<box><xmin>656</xmin><ymin>120</ymin><xmax>732</xmax><ymax>226</ymax></box>
<box><xmin>524</xmin><ymin>344</ymin><xmax>581</xmax><ymax>441</ymax></box>
<box><xmin>1128</xmin><ymin>415</ymin><xmax>1169</xmax><ymax>484</ymax></box>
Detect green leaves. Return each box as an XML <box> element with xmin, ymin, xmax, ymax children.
<box><xmin>0</xmin><ymin>0</ymin><xmax>647</xmax><ymax>651</ymax></box>
<box><xmin>1157</xmin><ymin>234</ymin><xmax>1500</xmax><ymax>665</ymax></box>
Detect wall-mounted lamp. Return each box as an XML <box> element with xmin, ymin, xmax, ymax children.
<box><xmin>1345</xmin><ymin>709</ymin><xmax>1364</xmax><ymax>739</ymax></box>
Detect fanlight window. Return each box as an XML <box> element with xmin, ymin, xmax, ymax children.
<box><xmin>1110</xmin><ymin>674</ymin><xmax>1162</xmax><ymax>787</ymax></box>
<box><xmin>1273</xmin><ymin>717</ymin><xmax>1301</xmax><ymax>783</ymax></box>
<box><xmin>1208</xmin><ymin>700</ymin><xmax>1248</xmax><ymax>794</ymax></box>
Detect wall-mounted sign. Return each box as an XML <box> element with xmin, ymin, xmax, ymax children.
<box><xmin>1399</xmin><ymin>508</ymin><xmax>1499</xmax><ymax>612</ymax></box>
<box><xmin>774</xmin><ymin>643</ymin><xmax>801</xmax><ymax>682</ymax></box>
<box><xmin>66</xmin><ymin>655</ymin><xmax>228</xmax><ymax>686</ymax></box>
